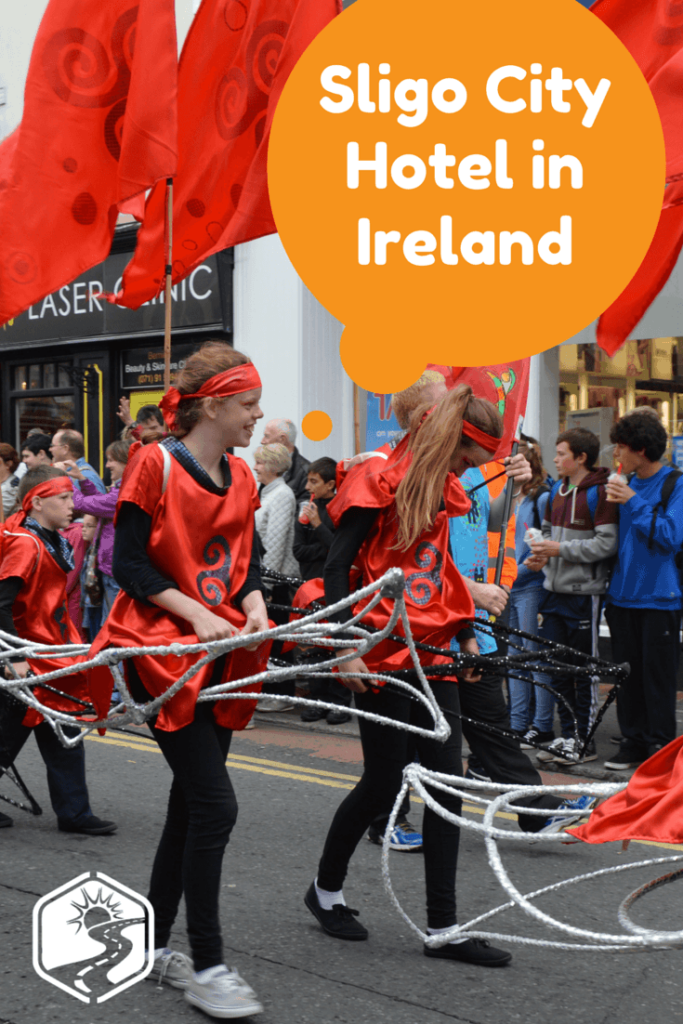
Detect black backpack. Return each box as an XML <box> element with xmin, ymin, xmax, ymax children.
<box><xmin>647</xmin><ymin>468</ymin><xmax>683</xmax><ymax>585</ymax></box>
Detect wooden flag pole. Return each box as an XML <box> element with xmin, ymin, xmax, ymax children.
<box><xmin>493</xmin><ymin>439</ymin><xmax>518</xmax><ymax>587</ymax></box>
<box><xmin>163</xmin><ymin>177</ymin><xmax>173</xmax><ymax>393</ymax></box>
<box><xmin>353</xmin><ymin>383</ymin><xmax>361</xmax><ymax>454</ymax></box>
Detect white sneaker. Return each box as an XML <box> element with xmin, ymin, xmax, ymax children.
<box><xmin>184</xmin><ymin>965</ymin><xmax>263</xmax><ymax>1018</ymax></box>
<box><xmin>147</xmin><ymin>949</ymin><xmax>194</xmax><ymax>989</ymax></box>
<box><xmin>536</xmin><ymin>737</ymin><xmax>570</xmax><ymax>763</ymax></box>
<box><xmin>257</xmin><ymin>697</ymin><xmax>295</xmax><ymax>713</ymax></box>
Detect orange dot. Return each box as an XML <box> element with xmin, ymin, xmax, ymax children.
<box><xmin>302</xmin><ymin>410</ymin><xmax>333</xmax><ymax>441</ymax></box>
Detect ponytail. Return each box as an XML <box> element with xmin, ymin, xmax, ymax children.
<box><xmin>394</xmin><ymin>385</ymin><xmax>502</xmax><ymax>551</ymax></box>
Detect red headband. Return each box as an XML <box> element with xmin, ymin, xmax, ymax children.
<box><xmin>22</xmin><ymin>476</ymin><xmax>73</xmax><ymax>513</ymax></box>
<box><xmin>159</xmin><ymin>363</ymin><xmax>262</xmax><ymax>430</ymax></box>
<box><xmin>462</xmin><ymin>420</ymin><xmax>500</xmax><ymax>454</ymax></box>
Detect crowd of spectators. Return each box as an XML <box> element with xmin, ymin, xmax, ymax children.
<box><xmin>2</xmin><ymin>398</ymin><xmax>681</xmax><ymax>757</ymax></box>
<box><xmin>517</xmin><ymin>411</ymin><xmax>683</xmax><ymax>772</ymax></box>
<box><xmin>0</xmin><ymin>422</ymin><xmax>136</xmax><ymax>648</ymax></box>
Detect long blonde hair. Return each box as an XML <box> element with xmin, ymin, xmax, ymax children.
<box><xmin>394</xmin><ymin>385</ymin><xmax>502</xmax><ymax>551</ymax></box>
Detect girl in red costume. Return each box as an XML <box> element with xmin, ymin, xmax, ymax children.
<box><xmin>90</xmin><ymin>342</ymin><xmax>269</xmax><ymax>1020</ymax></box>
<box><xmin>0</xmin><ymin>466</ymin><xmax>114</xmax><ymax>834</ymax></box>
<box><xmin>304</xmin><ymin>385</ymin><xmax>512</xmax><ymax>967</ymax></box>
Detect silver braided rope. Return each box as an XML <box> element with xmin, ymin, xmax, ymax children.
<box><xmin>1</xmin><ymin>566</ymin><xmax>678</xmax><ymax>952</ymax></box>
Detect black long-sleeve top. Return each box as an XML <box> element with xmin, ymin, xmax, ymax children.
<box><xmin>292</xmin><ymin>496</ymin><xmax>336</xmax><ymax>580</ymax></box>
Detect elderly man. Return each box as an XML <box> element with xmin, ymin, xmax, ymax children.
<box><xmin>261</xmin><ymin>419</ymin><xmax>310</xmax><ymax>505</ymax></box>
<box><xmin>50</xmin><ymin>429</ymin><xmax>105</xmax><ymax>493</ymax></box>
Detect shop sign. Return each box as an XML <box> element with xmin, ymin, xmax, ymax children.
<box><xmin>1</xmin><ymin>253</ymin><xmax>225</xmax><ymax>347</ymax></box>
<box><xmin>121</xmin><ymin>342</ymin><xmax>196</xmax><ymax>390</ymax></box>
<box><xmin>366</xmin><ymin>392</ymin><xmax>403</xmax><ymax>449</ymax></box>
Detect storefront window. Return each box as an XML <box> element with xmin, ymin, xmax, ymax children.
<box><xmin>559</xmin><ymin>337</ymin><xmax>683</xmax><ymax>462</ymax></box>
<box><xmin>14</xmin><ymin>396</ymin><xmax>75</xmax><ymax>440</ymax></box>
<box><xmin>8</xmin><ymin>358</ymin><xmax>76</xmax><ymax>448</ymax></box>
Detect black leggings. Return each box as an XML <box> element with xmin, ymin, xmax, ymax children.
<box><xmin>317</xmin><ymin>680</ymin><xmax>463</xmax><ymax>929</ymax></box>
<box><xmin>129</xmin><ymin>660</ymin><xmax>236</xmax><ymax>973</ymax></box>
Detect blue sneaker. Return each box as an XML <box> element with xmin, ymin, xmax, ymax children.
<box><xmin>368</xmin><ymin>818</ymin><xmax>423</xmax><ymax>851</ymax></box>
<box><xmin>388</xmin><ymin>818</ymin><xmax>423</xmax><ymax>851</ymax></box>
<box><xmin>538</xmin><ymin>795</ymin><xmax>598</xmax><ymax>835</ymax></box>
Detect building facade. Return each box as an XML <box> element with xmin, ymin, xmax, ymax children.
<box><xmin>2</xmin><ymin>0</ymin><xmax>683</xmax><ymax>479</ymax></box>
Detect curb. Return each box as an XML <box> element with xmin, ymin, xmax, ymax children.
<box><xmin>252</xmin><ymin>709</ymin><xmax>360</xmax><ymax>738</ymax></box>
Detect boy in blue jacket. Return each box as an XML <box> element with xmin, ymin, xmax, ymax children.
<box><xmin>604</xmin><ymin>410</ymin><xmax>683</xmax><ymax>770</ymax></box>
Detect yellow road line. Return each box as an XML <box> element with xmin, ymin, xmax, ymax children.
<box><xmin>84</xmin><ymin>735</ymin><xmax>515</xmax><ymax>822</ymax></box>
<box><xmin>84</xmin><ymin>734</ymin><xmax>683</xmax><ymax>847</ymax></box>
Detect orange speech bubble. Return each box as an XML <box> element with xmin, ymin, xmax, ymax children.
<box><xmin>268</xmin><ymin>0</ymin><xmax>665</xmax><ymax>394</ymax></box>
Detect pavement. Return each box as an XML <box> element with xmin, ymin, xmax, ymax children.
<box><xmin>1</xmin><ymin>691</ymin><xmax>683</xmax><ymax>1024</ymax></box>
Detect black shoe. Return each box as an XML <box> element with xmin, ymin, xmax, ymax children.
<box><xmin>604</xmin><ymin>744</ymin><xmax>647</xmax><ymax>771</ymax></box>
<box><xmin>0</xmin><ymin>811</ymin><xmax>13</xmax><ymax>829</ymax></box>
<box><xmin>58</xmin><ymin>816</ymin><xmax>117</xmax><ymax>835</ymax></box>
<box><xmin>326</xmin><ymin>709</ymin><xmax>352</xmax><ymax>725</ymax></box>
<box><xmin>424</xmin><ymin>937</ymin><xmax>512</xmax><ymax>967</ymax></box>
<box><xmin>300</xmin><ymin>706</ymin><xmax>327</xmax><ymax>722</ymax></box>
<box><xmin>465</xmin><ymin>755</ymin><xmax>492</xmax><ymax>783</ymax></box>
<box><xmin>367</xmin><ymin>826</ymin><xmax>383</xmax><ymax>846</ymax></box>
<box><xmin>520</xmin><ymin>727</ymin><xmax>555</xmax><ymax>750</ymax></box>
<box><xmin>304</xmin><ymin>882</ymin><xmax>368</xmax><ymax>940</ymax></box>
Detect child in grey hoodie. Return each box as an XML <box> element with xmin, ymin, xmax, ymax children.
<box><xmin>526</xmin><ymin>428</ymin><xmax>618</xmax><ymax>764</ymax></box>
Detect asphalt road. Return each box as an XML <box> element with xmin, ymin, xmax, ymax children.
<box><xmin>1</xmin><ymin>714</ymin><xmax>683</xmax><ymax>1024</ymax></box>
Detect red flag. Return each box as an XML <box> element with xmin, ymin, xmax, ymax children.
<box><xmin>427</xmin><ymin>360</ymin><xmax>531</xmax><ymax>460</ymax></box>
<box><xmin>592</xmin><ymin>0</ymin><xmax>683</xmax><ymax>354</ymax></box>
<box><xmin>0</xmin><ymin>0</ymin><xmax>177</xmax><ymax>326</ymax></box>
<box><xmin>590</xmin><ymin>0</ymin><xmax>683</xmax><ymax>81</ymax></box>
<box><xmin>592</xmin><ymin>0</ymin><xmax>683</xmax><ymax>182</ymax></box>
<box><xmin>649</xmin><ymin>48</ymin><xmax>683</xmax><ymax>183</ymax></box>
<box><xmin>115</xmin><ymin>0</ymin><xmax>341</xmax><ymax>310</ymax></box>
<box><xmin>597</xmin><ymin>179</ymin><xmax>683</xmax><ymax>356</ymax></box>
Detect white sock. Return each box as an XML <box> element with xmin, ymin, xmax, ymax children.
<box><xmin>315</xmin><ymin>877</ymin><xmax>346</xmax><ymax>910</ymax></box>
<box><xmin>194</xmin><ymin>964</ymin><xmax>226</xmax><ymax>983</ymax></box>
<box><xmin>427</xmin><ymin>925</ymin><xmax>467</xmax><ymax>946</ymax></box>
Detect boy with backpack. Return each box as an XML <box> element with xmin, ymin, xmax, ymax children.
<box><xmin>527</xmin><ymin>428</ymin><xmax>619</xmax><ymax>764</ymax></box>
<box><xmin>603</xmin><ymin>409</ymin><xmax>683</xmax><ymax>769</ymax></box>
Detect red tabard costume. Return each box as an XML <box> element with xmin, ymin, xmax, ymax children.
<box><xmin>325</xmin><ymin>436</ymin><xmax>475</xmax><ymax>674</ymax></box>
<box><xmin>89</xmin><ymin>444</ymin><xmax>270</xmax><ymax>731</ymax></box>
<box><xmin>569</xmin><ymin>735</ymin><xmax>683</xmax><ymax>846</ymax></box>
<box><xmin>0</xmin><ymin>523</ymin><xmax>88</xmax><ymax>727</ymax></box>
